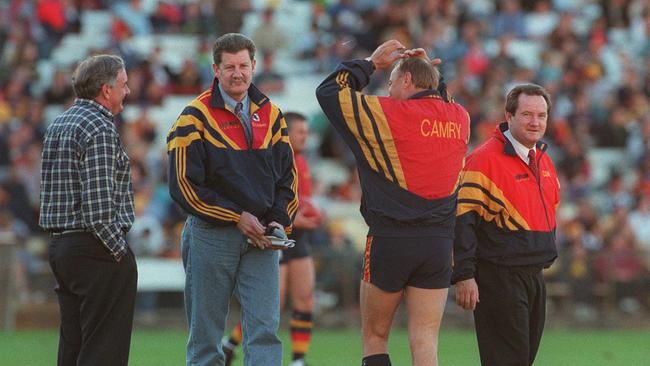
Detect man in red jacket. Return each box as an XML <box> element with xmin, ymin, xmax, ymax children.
<box><xmin>452</xmin><ymin>84</ymin><xmax>560</xmax><ymax>365</ymax></box>
<box><xmin>316</xmin><ymin>40</ymin><xmax>470</xmax><ymax>366</ymax></box>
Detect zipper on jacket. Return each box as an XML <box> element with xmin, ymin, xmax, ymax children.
<box><xmin>530</xmin><ymin>151</ymin><xmax>553</xmax><ymax>232</ymax></box>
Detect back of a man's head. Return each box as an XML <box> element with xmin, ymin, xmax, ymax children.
<box><xmin>72</xmin><ymin>54</ymin><xmax>124</xmax><ymax>100</ymax></box>
<box><xmin>212</xmin><ymin>33</ymin><xmax>256</xmax><ymax>66</ymax></box>
<box><xmin>284</xmin><ymin>111</ymin><xmax>307</xmax><ymax>128</ymax></box>
<box><xmin>395</xmin><ymin>58</ymin><xmax>440</xmax><ymax>90</ymax></box>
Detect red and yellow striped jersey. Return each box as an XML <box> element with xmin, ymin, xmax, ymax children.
<box><xmin>166</xmin><ymin>79</ymin><xmax>298</xmax><ymax>231</ymax></box>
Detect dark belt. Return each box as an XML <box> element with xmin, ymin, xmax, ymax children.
<box><xmin>49</xmin><ymin>229</ymin><xmax>89</xmax><ymax>238</ymax></box>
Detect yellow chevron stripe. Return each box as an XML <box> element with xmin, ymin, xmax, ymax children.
<box><xmin>269</xmin><ymin>107</ymin><xmax>285</xmax><ymax>146</ymax></box>
<box><xmin>169</xmin><ymin>115</ymin><xmax>227</xmax><ymax>150</ymax></box>
<box><xmin>190</xmin><ymin>100</ymin><xmax>240</xmax><ymax>149</ymax></box>
<box><xmin>456</xmin><ymin>170</ymin><xmax>529</xmax><ymax>230</ymax></box>
<box><xmin>271</xmin><ymin>131</ymin><xmax>282</xmax><ymax>145</ymax></box>
<box><xmin>457</xmin><ymin>187</ymin><xmax>517</xmax><ymax>230</ymax></box>
<box><xmin>338</xmin><ymin>88</ymin><xmax>378</xmax><ymax>172</ymax></box>
<box><xmin>175</xmin><ymin>147</ymin><xmax>240</xmax><ymax>222</ymax></box>
<box><xmin>167</xmin><ymin>113</ymin><xmax>199</xmax><ymax>136</ymax></box>
<box><xmin>250</xmin><ymin>100</ymin><xmax>259</xmax><ymax>115</ymax></box>
<box><xmin>167</xmin><ymin>132</ymin><xmax>201</xmax><ymax>151</ymax></box>
<box><xmin>364</xmin><ymin>96</ymin><xmax>407</xmax><ymax>188</ymax></box>
<box><xmin>262</xmin><ymin>105</ymin><xmax>281</xmax><ymax>147</ymax></box>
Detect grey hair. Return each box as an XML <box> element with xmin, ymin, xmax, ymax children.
<box><xmin>72</xmin><ymin>54</ymin><xmax>125</xmax><ymax>99</ymax></box>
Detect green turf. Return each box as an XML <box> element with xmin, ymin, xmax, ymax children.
<box><xmin>0</xmin><ymin>328</ymin><xmax>648</xmax><ymax>365</ymax></box>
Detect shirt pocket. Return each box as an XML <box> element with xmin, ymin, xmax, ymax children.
<box><xmin>116</xmin><ymin>144</ymin><xmax>130</xmax><ymax>170</ymax></box>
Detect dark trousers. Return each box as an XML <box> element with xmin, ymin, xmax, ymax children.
<box><xmin>48</xmin><ymin>232</ymin><xmax>138</xmax><ymax>366</ymax></box>
<box><xmin>473</xmin><ymin>261</ymin><xmax>546</xmax><ymax>366</ymax></box>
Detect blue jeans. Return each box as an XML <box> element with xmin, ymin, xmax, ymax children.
<box><xmin>181</xmin><ymin>215</ymin><xmax>282</xmax><ymax>366</ymax></box>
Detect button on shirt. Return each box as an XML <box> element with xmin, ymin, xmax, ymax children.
<box><xmin>39</xmin><ymin>99</ymin><xmax>134</xmax><ymax>261</ymax></box>
<box><xmin>219</xmin><ymin>82</ymin><xmax>253</xmax><ymax>145</ymax></box>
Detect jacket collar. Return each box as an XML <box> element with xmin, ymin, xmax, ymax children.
<box><xmin>209</xmin><ymin>77</ymin><xmax>269</xmax><ymax>114</ymax></box>
<box><xmin>495</xmin><ymin>122</ymin><xmax>548</xmax><ymax>157</ymax></box>
<box><xmin>407</xmin><ymin>89</ymin><xmax>442</xmax><ymax>100</ymax></box>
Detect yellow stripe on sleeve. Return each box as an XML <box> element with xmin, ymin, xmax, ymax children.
<box><xmin>287</xmin><ymin>159</ymin><xmax>299</xmax><ymax>217</ymax></box>
<box><xmin>167</xmin><ymin>132</ymin><xmax>202</xmax><ymax>151</ymax></box>
<box><xmin>336</xmin><ymin>71</ymin><xmax>349</xmax><ymax>88</ymax></box>
<box><xmin>356</xmin><ymin>93</ymin><xmax>392</xmax><ymax>181</ymax></box>
<box><xmin>175</xmin><ymin>147</ymin><xmax>240</xmax><ymax>222</ymax></box>
<box><xmin>338</xmin><ymin>88</ymin><xmax>378</xmax><ymax>172</ymax></box>
<box><xmin>262</xmin><ymin>105</ymin><xmax>281</xmax><ymax>148</ymax></box>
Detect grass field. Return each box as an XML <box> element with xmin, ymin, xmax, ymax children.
<box><xmin>1</xmin><ymin>328</ymin><xmax>648</xmax><ymax>365</ymax></box>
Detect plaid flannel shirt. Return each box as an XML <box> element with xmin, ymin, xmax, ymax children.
<box><xmin>39</xmin><ymin>99</ymin><xmax>134</xmax><ymax>261</ymax></box>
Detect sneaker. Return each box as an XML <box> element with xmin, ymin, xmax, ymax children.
<box><xmin>223</xmin><ymin>345</ymin><xmax>235</xmax><ymax>366</ymax></box>
<box><xmin>246</xmin><ymin>226</ymin><xmax>296</xmax><ymax>249</ymax></box>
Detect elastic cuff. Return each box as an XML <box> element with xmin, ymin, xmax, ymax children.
<box><xmin>363</xmin><ymin>58</ymin><xmax>376</xmax><ymax>72</ymax></box>
<box><xmin>451</xmin><ymin>273</ymin><xmax>474</xmax><ymax>285</ymax></box>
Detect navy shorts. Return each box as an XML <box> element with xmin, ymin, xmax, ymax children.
<box><xmin>362</xmin><ymin>235</ymin><xmax>452</xmax><ymax>292</ymax></box>
<box><xmin>279</xmin><ymin>229</ymin><xmax>312</xmax><ymax>264</ymax></box>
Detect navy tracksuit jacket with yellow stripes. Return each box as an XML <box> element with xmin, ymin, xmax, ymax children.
<box><xmin>451</xmin><ymin>122</ymin><xmax>560</xmax><ymax>283</ymax></box>
<box><xmin>166</xmin><ymin>79</ymin><xmax>298</xmax><ymax>231</ymax></box>
<box><xmin>316</xmin><ymin>59</ymin><xmax>470</xmax><ymax>238</ymax></box>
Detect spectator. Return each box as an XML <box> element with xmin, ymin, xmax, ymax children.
<box><xmin>43</xmin><ymin>68</ymin><xmax>74</xmax><ymax>105</ymax></box>
<box><xmin>168</xmin><ymin>59</ymin><xmax>202</xmax><ymax>95</ymax></box>
<box><xmin>253</xmin><ymin>51</ymin><xmax>285</xmax><ymax>95</ymax></box>
<box><xmin>113</xmin><ymin>0</ymin><xmax>152</xmax><ymax>36</ymax></box>
<box><xmin>251</xmin><ymin>8</ymin><xmax>287</xmax><ymax>54</ymax></box>
<box><xmin>628</xmin><ymin>194</ymin><xmax>650</xmax><ymax>252</ymax></box>
<box><xmin>594</xmin><ymin>232</ymin><xmax>647</xmax><ymax>314</ymax></box>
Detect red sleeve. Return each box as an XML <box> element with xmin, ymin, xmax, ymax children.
<box><xmin>294</xmin><ymin>153</ymin><xmax>312</xmax><ymax>202</ymax></box>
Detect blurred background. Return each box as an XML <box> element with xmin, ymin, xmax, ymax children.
<box><xmin>0</xmin><ymin>0</ymin><xmax>649</xmax><ymax>355</ymax></box>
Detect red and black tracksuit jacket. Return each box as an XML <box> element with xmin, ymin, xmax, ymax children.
<box><xmin>166</xmin><ymin>79</ymin><xmax>298</xmax><ymax>231</ymax></box>
<box><xmin>316</xmin><ymin>59</ymin><xmax>470</xmax><ymax>238</ymax></box>
<box><xmin>451</xmin><ymin>123</ymin><xmax>560</xmax><ymax>283</ymax></box>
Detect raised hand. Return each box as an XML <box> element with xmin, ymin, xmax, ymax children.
<box><xmin>368</xmin><ymin>40</ymin><xmax>408</xmax><ymax>70</ymax></box>
<box><xmin>402</xmin><ymin>48</ymin><xmax>442</xmax><ymax>66</ymax></box>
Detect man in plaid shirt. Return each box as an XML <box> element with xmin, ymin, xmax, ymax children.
<box><xmin>39</xmin><ymin>54</ymin><xmax>137</xmax><ymax>366</ymax></box>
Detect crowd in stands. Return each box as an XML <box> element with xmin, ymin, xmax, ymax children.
<box><xmin>1</xmin><ymin>0</ymin><xmax>649</xmax><ymax>322</ymax></box>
